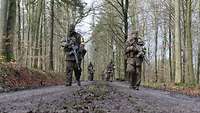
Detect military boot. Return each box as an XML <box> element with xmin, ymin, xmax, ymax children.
<box><xmin>77</xmin><ymin>80</ymin><xmax>81</xmax><ymax>86</ymax></box>
<box><xmin>129</xmin><ymin>85</ymin><xmax>139</xmax><ymax>90</ymax></box>
<box><xmin>65</xmin><ymin>82</ymin><xmax>72</xmax><ymax>87</ymax></box>
<box><xmin>65</xmin><ymin>83</ymin><xmax>72</xmax><ymax>87</ymax></box>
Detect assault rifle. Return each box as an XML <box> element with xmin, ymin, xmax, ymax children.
<box><xmin>61</xmin><ymin>37</ymin><xmax>81</xmax><ymax>70</ymax></box>
<box><xmin>143</xmin><ymin>55</ymin><xmax>150</xmax><ymax>65</ymax></box>
<box><xmin>130</xmin><ymin>40</ymin><xmax>150</xmax><ymax>65</ymax></box>
<box><xmin>69</xmin><ymin>44</ymin><xmax>80</xmax><ymax>70</ymax></box>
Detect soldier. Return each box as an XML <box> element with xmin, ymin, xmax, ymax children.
<box><xmin>105</xmin><ymin>60</ymin><xmax>115</xmax><ymax>82</ymax></box>
<box><xmin>125</xmin><ymin>31</ymin><xmax>146</xmax><ymax>90</ymax></box>
<box><xmin>61</xmin><ymin>24</ymin><xmax>86</xmax><ymax>86</ymax></box>
<box><xmin>88</xmin><ymin>62</ymin><xmax>95</xmax><ymax>81</ymax></box>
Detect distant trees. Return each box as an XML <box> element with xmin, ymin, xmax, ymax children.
<box><xmin>91</xmin><ymin>0</ymin><xmax>200</xmax><ymax>85</ymax></box>
<box><xmin>0</xmin><ymin>0</ymin><xmax>199</xmax><ymax>85</ymax></box>
<box><xmin>0</xmin><ymin>0</ymin><xmax>90</xmax><ymax>74</ymax></box>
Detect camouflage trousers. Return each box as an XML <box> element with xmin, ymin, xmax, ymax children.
<box><xmin>88</xmin><ymin>72</ymin><xmax>94</xmax><ymax>81</ymax></box>
<box><xmin>106</xmin><ymin>72</ymin><xmax>114</xmax><ymax>81</ymax></box>
<box><xmin>66</xmin><ymin>60</ymin><xmax>82</xmax><ymax>85</ymax></box>
<box><xmin>127</xmin><ymin>65</ymin><xmax>142</xmax><ymax>87</ymax></box>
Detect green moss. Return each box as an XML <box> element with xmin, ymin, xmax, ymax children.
<box><xmin>2</xmin><ymin>52</ymin><xmax>15</xmax><ymax>62</ymax></box>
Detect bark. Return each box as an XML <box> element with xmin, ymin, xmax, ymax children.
<box><xmin>130</xmin><ymin>0</ymin><xmax>137</xmax><ymax>31</ymax></box>
<box><xmin>197</xmin><ymin>1</ymin><xmax>200</xmax><ymax>84</ymax></box>
<box><xmin>181</xmin><ymin>0</ymin><xmax>186</xmax><ymax>83</ymax></box>
<box><xmin>186</xmin><ymin>0</ymin><xmax>194</xmax><ymax>83</ymax></box>
<box><xmin>197</xmin><ymin>43</ymin><xmax>200</xmax><ymax>84</ymax></box>
<box><xmin>124</xmin><ymin>0</ymin><xmax>129</xmax><ymax>80</ymax></box>
<box><xmin>154</xmin><ymin>19</ymin><xmax>158</xmax><ymax>83</ymax></box>
<box><xmin>49</xmin><ymin>0</ymin><xmax>54</xmax><ymax>70</ymax></box>
<box><xmin>0</xmin><ymin>0</ymin><xmax>8</xmax><ymax>55</ymax></box>
<box><xmin>17</xmin><ymin>0</ymin><xmax>21</xmax><ymax>61</ymax></box>
<box><xmin>34</xmin><ymin>0</ymin><xmax>43</xmax><ymax>68</ymax></box>
<box><xmin>161</xmin><ymin>22</ymin><xmax>167</xmax><ymax>83</ymax></box>
<box><xmin>174</xmin><ymin>0</ymin><xmax>182</xmax><ymax>83</ymax></box>
<box><xmin>168</xmin><ymin>0</ymin><xmax>173</xmax><ymax>82</ymax></box>
<box><xmin>2</xmin><ymin>0</ymin><xmax>17</xmax><ymax>62</ymax></box>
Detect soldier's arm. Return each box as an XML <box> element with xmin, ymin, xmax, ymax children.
<box><xmin>61</xmin><ymin>37</ymin><xmax>72</xmax><ymax>48</ymax></box>
<box><xmin>81</xmin><ymin>48</ymin><xmax>87</xmax><ymax>57</ymax></box>
<box><xmin>125</xmin><ymin>46</ymin><xmax>137</xmax><ymax>53</ymax></box>
<box><xmin>76</xmin><ymin>32</ymin><xmax>82</xmax><ymax>45</ymax></box>
<box><xmin>61</xmin><ymin>38</ymin><xmax>67</xmax><ymax>47</ymax></box>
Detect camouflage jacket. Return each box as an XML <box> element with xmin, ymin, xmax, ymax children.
<box><xmin>62</xmin><ymin>32</ymin><xmax>81</xmax><ymax>61</ymax></box>
<box><xmin>106</xmin><ymin>63</ymin><xmax>114</xmax><ymax>74</ymax></box>
<box><xmin>88</xmin><ymin>64</ymin><xmax>95</xmax><ymax>74</ymax></box>
<box><xmin>125</xmin><ymin>39</ymin><xmax>146</xmax><ymax>66</ymax></box>
<box><xmin>125</xmin><ymin>40</ymin><xmax>145</xmax><ymax>59</ymax></box>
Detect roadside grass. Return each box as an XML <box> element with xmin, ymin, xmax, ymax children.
<box><xmin>143</xmin><ymin>82</ymin><xmax>200</xmax><ymax>96</ymax></box>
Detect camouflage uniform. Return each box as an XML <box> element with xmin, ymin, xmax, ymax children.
<box><xmin>88</xmin><ymin>62</ymin><xmax>95</xmax><ymax>81</ymax></box>
<box><xmin>62</xmin><ymin>25</ymin><xmax>86</xmax><ymax>86</ymax></box>
<box><xmin>125</xmin><ymin>32</ymin><xmax>145</xmax><ymax>90</ymax></box>
<box><xmin>106</xmin><ymin>61</ymin><xmax>115</xmax><ymax>82</ymax></box>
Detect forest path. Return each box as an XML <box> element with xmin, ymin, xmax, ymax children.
<box><xmin>0</xmin><ymin>81</ymin><xmax>200</xmax><ymax>113</ymax></box>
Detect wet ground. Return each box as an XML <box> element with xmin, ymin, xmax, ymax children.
<box><xmin>0</xmin><ymin>81</ymin><xmax>200</xmax><ymax>113</ymax></box>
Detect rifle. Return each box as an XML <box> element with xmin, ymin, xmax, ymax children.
<box><xmin>70</xmin><ymin>44</ymin><xmax>81</xmax><ymax>70</ymax></box>
<box><xmin>62</xmin><ymin>37</ymin><xmax>81</xmax><ymax>70</ymax></box>
<box><xmin>143</xmin><ymin>55</ymin><xmax>150</xmax><ymax>65</ymax></box>
<box><xmin>129</xmin><ymin>40</ymin><xmax>150</xmax><ymax>65</ymax></box>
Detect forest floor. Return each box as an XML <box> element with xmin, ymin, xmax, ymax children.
<box><xmin>0</xmin><ymin>81</ymin><xmax>200</xmax><ymax>113</ymax></box>
<box><xmin>0</xmin><ymin>63</ymin><xmax>65</xmax><ymax>92</ymax></box>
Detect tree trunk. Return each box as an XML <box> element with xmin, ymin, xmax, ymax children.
<box><xmin>154</xmin><ymin>16</ymin><xmax>158</xmax><ymax>83</ymax></box>
<box><xmin>197</xmin><ymin>43</ymin><xmax>200</xmax><ymax>84</ymax></box>
<box><xmin>49</xmin><ymin>0</ymin><xmax>54</xmax><ymax>70</ymax></box>
<box><xmin>174</xmin><ymin>0</ymin><xmax>182</xmax><ymax>83</ymax></box>
<box><xmin>168</xmin><ymin>0</ymin><xmax>173</xmax><ymax>82</ymax></box>
<box><xmin>0</xmin><ymin>0</ymin><xmax>8</xmax><ymax>55</ymax></box>
<box><xmin>34</xmin><ymin>0</ymin><xmax>43</xmax><ymax>68</ymax></box>
<box><xmin>161</xmin><ymin>22</ymin><xmax>167</xmax><ymax>83</ymax></box>
<box><xmin>186</xmin><ymin>0</ymin><xmax>194</xmax><ymax>83</ymax></box>
<box><xmin>196</xmin><ymin>1</ymin><xmax>200</xmax><ymax>84</ymax></box>
<box><xmin>17</xmin><ymin>0</ymin><xmax>21</xmax><ymax>62</ymax></box>
<box><xmin>124</xmin><ymin>0</ymin><xmax>129</xmax><ymax>80</ymax></box>
<box><xmin>181</xmin><ymin>0</ymin><xmax>187</xmax><ymax>83</ymax></box>
<box><xmin>2</xmin><ymin>0</ymin><xmax>17</xmax><ymax>62</ymax></box>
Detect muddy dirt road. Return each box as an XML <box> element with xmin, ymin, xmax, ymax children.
<box><xmin>0</xmin><ymin>81</ymin><xmax>200</xmax><ymax>113</ymax></box>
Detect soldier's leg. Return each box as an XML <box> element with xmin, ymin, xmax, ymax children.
<box><xmin>126</xmin><ymin>63</ymin><xmax>136</xmax><ymax>88</ymax></box>
<box><xmin>136</xmin><ymin>66</ymin><xmax>142</xmax><ymax>87</ymax></box>
<box><xmin>88</xmin><ymin>73</ymin><xmax>91</xmax><ymax>81</ymax></box>
<box><xmin>130</xmin><ymin>66</ymin><xmax>137</xmax><ymax>87</ymax></box>
<box><xmin>109</xmin><ymin>74</ymin><xmax>112</xmax><ymax>82</ymax></box>
<box><xmin>66</xmin><ymin>61</ymin><xmax>74</xmax><ymax>86</ymax></box>
<box><xmin>91</xmin><ymin>73</ymin><xmax>94</xmax><ymax>81</ymax></box>
<box><xmin>106</xmin><ymin>73</ymin><xmax>110</xmax><ymax>81</ymax></box>
<box><xmin>74</xmin><ymin>63</ymin><xmax>82</xmax><ymax>86</ymax></box>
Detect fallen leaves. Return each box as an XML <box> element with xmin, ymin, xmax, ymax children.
<box><xmin>0</xmin><ymin>63</ymin><xmax>65</xmax><ymax>92</ymax></box>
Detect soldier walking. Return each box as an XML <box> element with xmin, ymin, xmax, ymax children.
<box><xmin>106</xmin><ymin>60</ymin><xmax>115</xmax><ymax>82</ymax></box>
<box><xmin>61</xmin><ymin>24</ymin><xmax>86</xmax><ymax>86</ymax></box>
<box><xmin>125</xmin><ymin>31</ymin><xmax>146</xmax><ymax>90</ymax></box>
<box><xmin>88</xmin><ymin>62</ymin><xmax>95</xmax><ymax>81</ymax></box>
